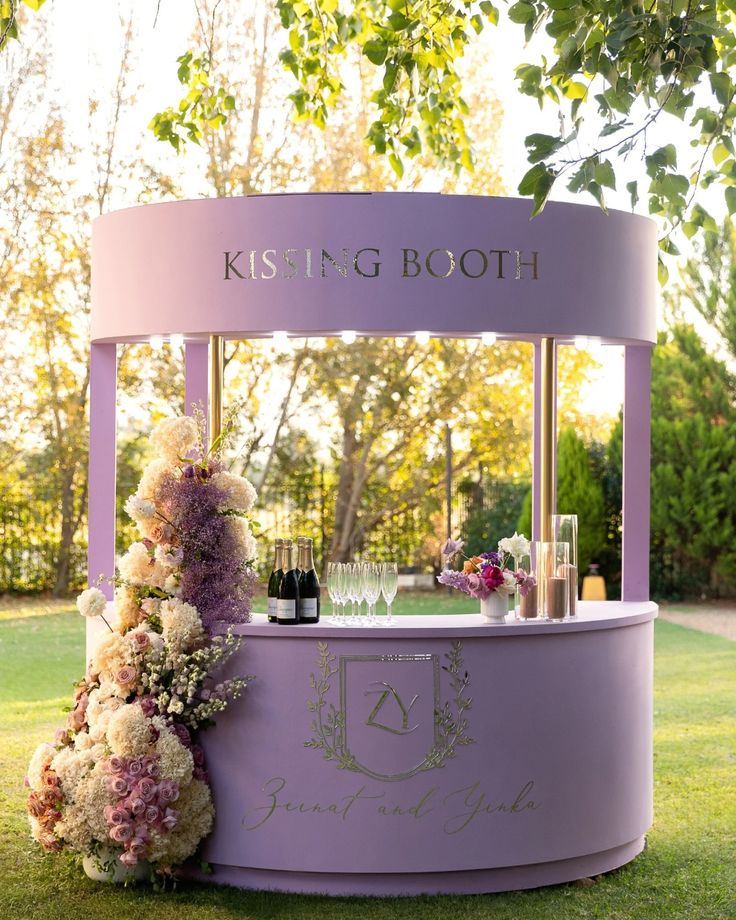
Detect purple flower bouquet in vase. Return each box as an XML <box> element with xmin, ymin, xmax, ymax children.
<box><xmin>437</xmin><ymin>535</ymin><xmax>535</xmax><ymax>624</ymax></box>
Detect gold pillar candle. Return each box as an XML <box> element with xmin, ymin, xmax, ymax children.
<box><xmin>545</xmin><ymin>575</ymin><xmax>568</xmax><ymax>619</ymax></box>
<box><xmin>558</xmin><ymin>563</ymin><xmax>577</xmax><ymax>616</ymax></box>
<box><xmin>519</xmin><ymin>584</ymin><xmax>538</xmax><ymax>619</ymax></box>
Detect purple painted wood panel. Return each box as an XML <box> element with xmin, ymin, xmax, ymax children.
<box><xmin>622</xmin><ymin>345</ymin><xmax>652</xmax><ymax>601</ymax></box>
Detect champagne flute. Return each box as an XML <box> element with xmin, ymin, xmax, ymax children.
<box><xmin>347</xmin><ymin>562</ymin><xmax>361</xmax><ymax>625</ymax></box>
<box><xmin>362</xmin><ymin>561</ymin><xmax>382</xmax><ymax>626</ymax></box>
<box><xmin>326</xmin><ymin>562</ymin><xmax>340</xmax><ymax>624</ymax></box>
<box><xmin>381</xmin><ymin>562</ymin><xmax>398</xmax><ymax>625</ymax></box>
<box><xmin>335</xmin><ymin>563</ymin><xmax>348</xmax><ymax>625</ymax></box>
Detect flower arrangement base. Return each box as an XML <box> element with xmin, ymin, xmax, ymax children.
<box><xmin>480</xmin><ymin>593</ymin><xmax>509</xmax><ymax>624</ymax></box>
<box><xmin>82</xmin><ymin>849</ymin><xmax>150</xmax><ymax>884</ymax></box>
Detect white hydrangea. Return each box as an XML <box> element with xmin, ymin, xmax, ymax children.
<box><xmin>163</xmin><ymin>573</ymin><xmax>182</xmax><ymax>597</ymax></box>
<box><xmin>160</xmin><ymin>597</ymin><xmax>204</xmax><ymax>653</ymax></box>
<box><xmin>118</xmin><ymin>542</ymin><xmax>154</xmax><ymax>586</ymax></box>
<box><xmin>90</xmin><ymin>632</ymin><xmax>130</xmax><ymax>683</ymax></box>
<box><xmin>154</xmin><ymin>728</ymin><xmax>194</xmax><ymax>785</ymax></box>
<box><xmin>150</xmin><ymin>416</ymin><xmax>199</xmax><ymax>463</ymax></box>
<box><xmin>124</xmin><ymin>493</ymin><xmax>156</xmax><ymax>521</ymax></box>
<box><xmin>55</xmin><ymin>765</ymin><xmax>112</xmax><ymax>848</ymax></box>
<box><xmin>50</xmin><ymin>746</ymin><xmax>94</xmax><ymax>801</ymax></box>
<box><xmin>137</xmin><ymin>458</ymin><xmax>176</xmax><ymax>503</ymax></box>
<box><xmin>114</xmin><ymin>585</ymin><xmax>142</xmax><ymax>632</ymax></box>
<box><xmin>209</xmin><ymin>470</ymin><xmax>257</xmax><ymax>513</ymax></box>
<box><xmin>498</xmin><ymin>532</ymin><xmax>531</xmax><ymax>560</ymax></box>
<box><xmin>226</xmin><ymin>515</ymin><xmax>257</xmax><ymax>562</ymax></box>
<box><xmin>106</xmin><ymin>703</ymin><xmax>153</xmax><ymax>757</ymax></box>
<box><xmin>76</xmin><ymin>587</ymin><xmax>108</xmax><ymax>619</ymax></box>
<box><xmin>146</xmin><ymin>778</ymin><xmax>213</xmax><ymax>865</ymax></box>
<box><xmin>27</xmin><ymin>743</ymin><xmax>55</xmax><ymax>790</ymax></box>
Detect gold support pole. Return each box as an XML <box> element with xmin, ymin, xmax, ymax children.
<box><xmin>208</xmin><ymin>334</ymin><xmax>224</xmax><ymax>449</ymax></box>
<box><xmin>539</xmin><ymin>337</ymin><xmax>556</xmax><ymax>542</ymax></box>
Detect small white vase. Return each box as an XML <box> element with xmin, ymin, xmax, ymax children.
<box><xmin>480</xmin><ymin>592</ymin><xmax>509</xmax><ymax>624</ymax></box>
<box><xmin>83</xmin><ymin>848</ymin><xmax>150</xmax><ymax>884</ymax></box>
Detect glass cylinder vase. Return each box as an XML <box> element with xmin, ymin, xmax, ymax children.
<box><xmin>539</xmin><ymin>541</ymin><xmax>570</xmax><ymax>621</ymax></box>
<box><xmin>551</xmin><ymin>514</ymin><xmax>578</xmax><ymax>616</ymax></box>
<box><xmin>515</xmin><ymin>549</ymin><xmax>539</xmax><ymax>620</ymax></box>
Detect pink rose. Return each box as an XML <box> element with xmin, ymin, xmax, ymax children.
<box><xmin>118</xmin><ymin>850</ymin><xmax>138</xmax><ymax>868</ymax></box>
<box><xmin>481</xmin><ymin>565</ymin><xmax>504</xmax><ymax>591</ymax></box>
<box><xmin>160</xmin><ymin>807</ymin><xmax>178</xmax><ymax>832</ymax></box>
<box><xmin>127</xmin><ymin>758</ymin><xmax>144</xmax><ymax>778</ymax></box>
<box><xmin>108</xmin><ymin>755</ymin><xmax>126</xmax><ymax>774</ymax></box>
<box><xmin>144</xmin><ymin>805</ymin><xmax>160</xmax><ymax>825</ymax></box>
<box><xmin>104</xmin><ymin>805</ymin><xmax>129</xmax><ymax>826</ymax></box>
<box><xmin>129</xmin><ymin>835</ymin><xmax>148</xmax><ymax>857</ymax></box>
<box><xmin>128</xmin><ymin>796</ymin><xmax>146</xmax><ymax>816</ymax></box>
<box><xmin>148</xmin><ymin>522</ymin><xmax>171</xmax><ymax>543</ymax></box>
<box><xmin>137</xmin><ymin>777</ymin><xmax>156</xmax><ymax>802</ymax></box>
<box><xmin>130</xmin><ymin>631</ymin><xmax>150</xmax><ymax>652</ymax></box>
<box><xmin>157</xmin><ymin>780</ymin><xmax>179</xmax><ymax>803</ymax></box>
<box><xmin>143</xmin><ymin>756</ymin><xmax>160</xmax><ymax>778</ymax></box>
<box><xmin>110</xmin><ymin>821</ymin><xmax>134</xmax><ymax>843</ymax></box>
<box><xmin>107</xmin><ymin>775</ymin><xmax>129</xmax><ymax>797</ymax></box>
<box><xmin>115</xmin><ymin>665</ymin><xmax>137</xmax><ymax>687</ymax></box>
<box><xmin>466</xmin><ymin>573</ymin><xmax>490</xmax><ymax>600</ymax></box>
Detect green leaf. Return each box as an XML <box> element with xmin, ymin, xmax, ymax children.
<box><xmin>531</xmin><ymin>169</ymin><xmax>556</xmax><ymax>217</ymax></box>
<box><xmin>388</xmin><ymin>152</ymin><xmax>404</xmax><ymax>178</ymax></box>
<box><xmin>725</xmin><ymin>187</ymin><xmax>736</xmax><ymax>215</ymax></box>
<box><xmin>518</xmin><ymin>162</ymin><xmax>549</xmax><ymax>196</ymax></box>
<box><xmin>363</xmin><ymin>39</ymin><xmax>387</xmax><ymax>66</ymax></box>
<box><xmin>508</xmin><ymin>1</ymin><xmax>534</xmax><ymax>25</ymax></box>
<box><xmin>710</xmin><ymin>72</ymin><xmax>732</xmax><ymax>107</ymax></box>
<box><xmin>657</xmin><ymin>255</ymin><xmax>669</xmax><ymax>286</ymax></box>
<box><xmin>525</xmin><ymin>132</ymin><xmax>564</xmax><ymax>164</ymax></box>
<box><xmin>626</xmin><ymin>180</ymin><xmax>639</xmax><ymax>210</ymax></box>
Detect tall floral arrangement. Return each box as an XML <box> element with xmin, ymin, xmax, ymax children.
<box><xmin>26</xmin><ymin>414</ymin><xmax>257</xmax><ymax>880</ymax></box>
<box><xmin>122</xmin><ymin>412</ymin><xmax>258</xmax><ymax>631</ymax></box>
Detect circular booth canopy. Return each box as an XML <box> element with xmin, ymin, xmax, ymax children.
<box><xmin>91</xmin><ymin>192</ymin><xmax>656</xmax><ymax>346</ymax></box>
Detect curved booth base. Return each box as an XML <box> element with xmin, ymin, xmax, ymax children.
<box><xmin>199</xmin><ymin>837</ymin><xmax>646</xmax><ymax>896</ymax></box>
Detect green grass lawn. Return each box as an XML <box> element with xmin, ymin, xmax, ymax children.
<box><xmin>0</xmin><ymin>603</ymin><xmax>734</xmax><ymax>919</ymax></box>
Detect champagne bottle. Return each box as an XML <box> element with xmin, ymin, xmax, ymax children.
<box><xmin>267</xmin><ymin>539</ymin><xmax>284</xmax><ymax>624</ymax></box>
<box><xmin>297</xmin><ymin>537</ymin><xmax>320</xmax><ymax>624</ymax></box>
<box><xmin>276</xmin><ymin>540</ymin><xmax>299</xmax><ymax>624</ymax></box>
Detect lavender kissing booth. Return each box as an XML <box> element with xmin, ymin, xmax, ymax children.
<box><xmin>89</xmin><ymin>193</ymin><xmax>657</xmax><ymax>895</ymax></box>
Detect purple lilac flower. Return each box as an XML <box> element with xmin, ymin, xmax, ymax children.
<box><xmin>441</xmin><ymin>537</ymin><xmax>465</xmax><ymax>557</ymax></box>
<box><xmin>159</xmin><ymin>462</ymin><xmax>255</xmax><ymax>631</ymax></box>
<box><xmin>436</xmin><ymin>569</ymin><xmax>471</xmax><ymax>593</ymax></box>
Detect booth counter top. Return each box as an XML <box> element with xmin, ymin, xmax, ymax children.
<box><xmin>234</xmin><ymin>600</ymin><xmax>657</xmax><ymax>637</ymax></box>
